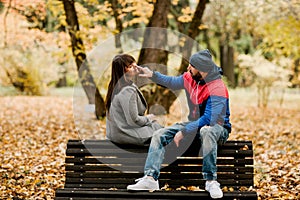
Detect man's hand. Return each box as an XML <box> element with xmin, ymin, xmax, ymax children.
<box><xmin>137</xmin><ymin>66</ymin><xmax>153</xmax><ymax>78</ymax></box>
<box><xmin>174</xmin><ymin>131</ymin><xmax>184</xmax><ymax>147</ymax></box>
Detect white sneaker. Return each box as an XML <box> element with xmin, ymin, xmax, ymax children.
<box><xmin>127</xmin><ymin>176</ymin><xmax>159</xmax><ymax>191</ymax></box>
<box><xmin>205</xmin><ymin>181</ymin><xmax>223</xmax><ymax>199</ymax></box>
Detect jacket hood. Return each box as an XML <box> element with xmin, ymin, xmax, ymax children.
<box><xmin>197</xmin><ymin>64</ymin><xmax>222</xmax><ymax>85</ymax></box>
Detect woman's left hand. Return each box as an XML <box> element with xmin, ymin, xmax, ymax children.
<box><xmin>146</xmin><ymin>114</ymin><xmax>157</xmax><ymax>122</ymax></box>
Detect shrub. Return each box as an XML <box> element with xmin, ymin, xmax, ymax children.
<box><xmin>0</xmin><ymin>46</ymin><xmax>61</xmax><ymax>95</ymax></box>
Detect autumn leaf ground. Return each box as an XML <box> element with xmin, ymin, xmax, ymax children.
<box><xmin>0</xmin><ymin>88</ymin><xmax>299</xmax><ymax>199</ymax></box>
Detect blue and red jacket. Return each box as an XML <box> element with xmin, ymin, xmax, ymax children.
<box><xmin>151</xmin><ymin>71</ymin><xmax>231</xmax><ymax>135</ymax></box>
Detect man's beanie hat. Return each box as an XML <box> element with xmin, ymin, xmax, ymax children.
<box><xmin>189</xmin><ymin>49</ymin><xmax>214</xmax><ymax>72</ymax></box>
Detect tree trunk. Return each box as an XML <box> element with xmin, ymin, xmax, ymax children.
<box><xmin>3</xmin><ymin>0</ymin><xmax>12</xmax><ymax>47</ymax></box>
<box><xmin>171</xmin><ymin>0</ymin><xmax>190</xmax><ymax>34</ymax></box>
<box><xmin>290</xmin><ymin>58</ymin><xmax>300</xmax><ymax>87</ymax></box>
<box><xmin>138</xmin><ymin>0</ymin><xmax>170</xmax><ymax>68</ymax></box>
<box><xmin>56</xmin><ymin>75</ymin><xmax>67</xmax><ymax>87</ymax></box>
<box><xmin>178</xmin><ymin>0</ymin><xmax>208</xmax><ymax>73</ymax></box>
<box><xmin>62</xmin><ymin>0</ymin><xmax>105</xmax><ymax>119</ymax></box>
<box><xmin>110</xmin><ymin>0</ymin><xmax>123</xmax><ymax>52</ymax></box>
<box><xmin>203</xmin><ymin>29</ymin><xmax>214</xmax><ymax>55</ymax></box>
<box><xmin>137</xmin><ymin>0</ymin><xmax>174</xmax><ymax>114</ymax></box>
<box><xmin>220</xmin><ymin>43</ymin><xmax>235</xmax><ymax>87</ymax></box>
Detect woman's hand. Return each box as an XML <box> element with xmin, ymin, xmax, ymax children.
<box><xmin>146</xmin><ymin>114</ymin><xmax>157</xmax><ymax>122</ymax></box>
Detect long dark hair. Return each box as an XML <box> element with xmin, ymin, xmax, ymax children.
<box><xmin>105</xmin><ymin>54</ymin><xmax>136</xmax><ymax>114</ymax></box>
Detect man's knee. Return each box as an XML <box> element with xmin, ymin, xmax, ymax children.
<box><xmin>199</xmin><ymin>125</ymin><xmax>221</xmax><ymax>141</ymax></box>
<box><xmin>200</xmin><ymin>126</ymin><xmax>213</xmax><ymax>137</ymax></box>
<box><xmin>151</xmin><ymin>129</ymin><xmax>167</xmax><ymax>145</ymax></box>
<box><xmin>152</xmin><ymin>131</ymin><xmax>162</xmax><ymax>141</ymax></box>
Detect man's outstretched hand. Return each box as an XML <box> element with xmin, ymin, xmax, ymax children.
<box><xmin>137</xmin><ymin>66</ymin><xmax>153</xmax><ymax>78</ymax></box>
<box><xmin>174</xmin><ymin>131</ymin><xmax>184</xmax><ymax>147</ymax></box>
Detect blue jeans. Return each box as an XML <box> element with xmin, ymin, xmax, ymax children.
<box><xmin>144</xmin><ymin>123</ymin><xmax>229</xmax><ymax>181</ymax></box>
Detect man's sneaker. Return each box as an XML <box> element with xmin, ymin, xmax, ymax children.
<box><xmin>205</xmin><ymin>180</ymin><xmax>223</xmax><ymax>199</ymax></box>
<box><xmin>127</xmin><ymin>176</ymin><xmax>159</xmax><ymax>191</ymax></box>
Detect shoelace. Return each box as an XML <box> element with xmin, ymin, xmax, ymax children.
<box><xmin>208</xmin><ymin>182</ymin><xmax>220</xmax><ymax>190</ymax></box>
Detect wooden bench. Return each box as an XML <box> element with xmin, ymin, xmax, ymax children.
<box><xmin>55</xmin><ymin>139</ymin><xmax>257</xmax><ymax>199</ymax></box>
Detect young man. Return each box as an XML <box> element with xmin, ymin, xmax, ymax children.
<box><xmin>127</xmin><ymin>49</ymin><xmax>231</xmax><ymax>199</ymax></box>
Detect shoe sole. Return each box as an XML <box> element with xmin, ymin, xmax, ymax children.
<box><xmin>210</xmin><ymin>194</ymin><xmax>223</xmax><ymax>199</ymax></box>
<box><xmin>127</xmin><ymin>188</ymin><xmax>159</xmax><ymax>191</ymax></box>
<box><xmin>127</xmin><ymin>187</ymin><xmax>159</xmax><ymax>191</ymax></box>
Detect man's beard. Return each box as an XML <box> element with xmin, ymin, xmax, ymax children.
<box><xmin>191</xmin><ymin>72</ymin><xmax>203</xmax><ymax>82</ymax></box>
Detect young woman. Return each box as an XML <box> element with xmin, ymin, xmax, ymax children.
<box><xmin>105</xmin><ymin>54</ymin><xmax>163</xmax><ymax>146</ymax></box>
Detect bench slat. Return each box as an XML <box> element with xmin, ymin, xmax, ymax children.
<box><xmin>65</xmin><ymin>165</ymin><xmax>253</xmax><ymax>173</ymax></box>
<box><xmin>67</xmin><ymin>140</ymin><xmax>253</xmax><ymax>150</ymax></box>
<box><xmin>64</xmin><ymin>180</ymin><xmax>254</xmax><ymax>188</ymax></box>
<box><xmin>66</xmin><ymin>172</ymin><xmax>254</xmax><ymax>180</ymax></box>
<box><xmin>64</xmin><ymin>178</ymin><xmax>254</xmax><ymax>187</ymax></box>
<box><xmin>55</xmin><ymin>189</ymin><xmax>257</xmax><ymax>200</ymax></box>
<box><xmin>66</xmin><ymin>157</ymin><xmax>254</xmax><ymax>165</ymax></box>
<box><xmin>66</xmin><ymin>149</ymin><xmax>253</xmax><ymax>157</ymax></box>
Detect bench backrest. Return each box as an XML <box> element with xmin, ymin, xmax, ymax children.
<box><xmin>64</xmin><ymin>139</ymin><xmax>254</xmax><ymax>190</ymax></box>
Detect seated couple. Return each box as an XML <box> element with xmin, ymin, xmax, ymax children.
<box><xmin>105</xmin><ymin>51</ymin><xmax>232</xmax><ymax>199</ymax></box>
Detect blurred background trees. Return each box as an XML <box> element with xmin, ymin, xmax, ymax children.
<box><xmin>0</xmin><ymin>0</ymin><xmax>299</xmax><ymax>116</ymax></box>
